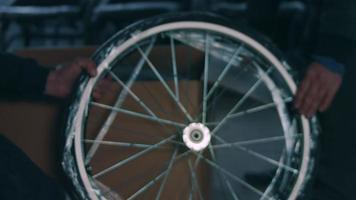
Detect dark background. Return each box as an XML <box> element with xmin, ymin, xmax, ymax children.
<box><xmin>0</xmin><ymin>0</ymin><xmax>309</xmax><ymax>53</ymax></box>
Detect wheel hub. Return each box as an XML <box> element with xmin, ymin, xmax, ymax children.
<box><xmin>183</xmin><ymin>123</ymin><xmax>211</xmax><ymax>152</ymax></box>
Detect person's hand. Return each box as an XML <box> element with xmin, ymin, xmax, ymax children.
<box><xmin>45</xmin><ymin>58</ymin><xmax>97</xmax><ymax>98</ymax></box>
<box><xmin>92</xmin><ymin>76</ymin><xmax>113</xmax><ymax>100</ymax></box>
<box><xmin>294</xmin><ymin>62</ymin><xmax>342</xmax><ymax>118</ymax></box>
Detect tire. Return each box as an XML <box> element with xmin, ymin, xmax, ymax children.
<box><xmin>62</xmin><ymin>12</ymin><xmax>319</xmax><ymax>200</ymax></box>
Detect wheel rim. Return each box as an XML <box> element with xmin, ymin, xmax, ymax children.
<box><xmin>66</xmin><ymin>21</ymin><xmax>315</xmax><ymax>200</ymax></box>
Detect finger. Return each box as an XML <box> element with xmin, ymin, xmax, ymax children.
<box><xmin>318</xmin><ymin>85</ymin><xmax>338</xmax><ymax>112</ymax></box>
<box><xmin>92</xmin><ymin>83</ymin><xmax>106</xmax><ymax>99</ymax></box>
<box><xmin>295</xmin><ymin>78</ymin><xmax>312</xmax><ymax>109</ymax></box>
<box><xmin>303</xmin><ymin>77</ymin><xmax>325</xmax><ymax>116</ymax></box>
<box><xmin>92</xmin><ymin>90</ymin><xmax>102</xmax><ymax>101</ymax></box>
<box><xmin>317</xmin><ymin>90</ymin><xmax>330</xmax><ymax>112</ymax></box>
<box><xmin>299</xmin><ymin>94</ymin><xmax>314</xmax><ymax>117</ymax></box>
<box><xmin>96</xmin><ymin>79</ymin><xmax>112</xmax><ymax>91</ymax></box>
<box><xmin>76</xmin><ymin>58</ymin><xmax>97</xmax><ymax>77</ymax></box>
<box><xmin>305</xmin><ymin>86</ymin><xmax>327</xmax><ymax>117</ymax></box>
<box><xmin>105</xmin><ymin>73</ymin><xmax>113</xmax><ymax>81</ymax></box>
<box><xmin>295</xmin><ymin>64</ymin><xmax>321</xmax><ymax>113</ymax></box>
<box><xmin>102</xmin><ymin>77</ymin><xmax>114</xmax><ymax>85</ymax></box>
<box><xmin>92</xmin><ymin>78</ymin><xmax>112</xmax><ymax>100</ymax></box>
<box><xmin>303</xmin><ymin>99</ymin><xmax>317</xmax><ymax>118</ymax></box>
<box><xmin>299</xmin><ymin>78</ymin><xmax>322</xmax><ymax>117</ymax></box>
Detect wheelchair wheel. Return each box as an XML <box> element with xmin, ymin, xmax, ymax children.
<box><xmin>63</xmin><ymin>12</ymin><xmax>318</xmax><ymax>200</ymax></box>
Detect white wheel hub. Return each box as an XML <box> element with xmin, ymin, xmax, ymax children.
<box><xmin>182</xmin><ymin>123</ymin><xmax>211</xmax><ymax>152</ymax></box>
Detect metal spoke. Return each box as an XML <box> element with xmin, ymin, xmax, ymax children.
<box><xmin>87</xmin><ymin>117</ymin><xmax>185</xmax><ymax>147</ymax></box>
<box><xmin>212</xmin><ymin>134</ymin><xmax>302</xmax><ymax>148</ymax></box>
<box><xmin>208</xmin><ymin>144</ymin><xmax>240</xmax><ymax>200</ymax></box>
<box><xmin>181</xmin><ymin>80</ymin><xmax>199</xmax><ymax>115</ymax></box>
<box><xmin>127</xmin><ymin>150</ymin><xmax>191</xmax><ymax>200</ymax></box>
<box><xmin>211</xmin><ymin>67</ymin><xmax>273</xmax><ymax>135</ymax></box>
<box><xmin>105</xmin><ymin>71</ymin><xmax>188</xmax><ymax>148</ymax></box>
<box><xmin>136</xmin><ymin>45</ymin><xmax>193</xmax><ymax>122</ymax></box>
<box><xmin>213</xmin><ymin>135</ymin><xmax>298</xmax><ymax>174</ymax></box>
<box><xmin>193</xmin><ymin>57</ymin><xmax>257</xmax><ymax>123</ymax></box>
<box><xmin>155</xmin><ymin>147</ymin><xmax>179</xmax><ymax>200</ymax></box>
<box><xmin>192</xmin><ymin>85</ymin><xmax>227</xmax><ymax>124</ymax></box>
<box><xmin>205</xmin><ymin>45</ymin><xmax>244</xmax><ymax>101</ymax></box>
<box><xmin>206</xmin><ymin>97</ymin><xmax>293</xmax><ymax>126</ymax></box>
<box><xmin>71</xmin><ymin>22</ymin><xmax>316</xmax><ymax>200</ymax></box>
<box><xmin>127</xmin><ymin>172</ymin><xmax>166</xmax><ymax>200</ymax></box>
<box><xmin>139</xmin><ymin>82</ymin><xmax>196</xmax><ymax>147</ymax></box>
<box><xmin>90</xmin><ymin>101</ymin><xmax>186</xmax><ymax>128</ymax></box>
<box><xmin>83</xmin><ymin>139</ymin><xmax>171</xmax><ymax>149</ymax></box>
<box><xmin>202</xmin><ymin>33</ymin><xmax>210</xmax><ymax>124</ymax></box>
<box><xmin>130</xmin><ymin>79</ymin><xmax>190</xmax><ymax>147</ymax></box>
<box><xmin>225</xmin><ymin>180</ymin><xmax>240</xmax><ymax>200</ymax></box>
<box><xmin>93</xmin><ymin>135</ymin><xmax>175</xmax><ymax>178</ymax></box>
<box><xmin>192</xmin><ymin>151</ymin><xmax>269</xmax><ymax>198</ymax></box>
<box><xmin>189</xmin><ymin>149</ymin><xmax>207</xmax><ymax>198</ymax></box>
<box><xmin>229</xmin><ymin>97</ymin><xmax>293</xmax><ymax>119</ymax></box>
<box><xmin>108</xmin><ymin>71</ymin><xmax>157</xmax><ymax>117</ymax></box>
<box><xmin>85</xmin><ymin>38</ymin><xmax>156</xmax><ymax>164</ymax></box>
<box><xmin>188</xmin><ymin>185</ymin><xmax>194</xmax><ymax>200</ymax></box>
<box><xmin>140</xmin><ymin>81</ymin><xmax>183</xmax><ymax>122</ymax></box>
<box><xmin>170</xmin><ymin>35</ymin><xmax>180</xmax><ymax>100</ymax></box>
<box><xmin>188</xmin><ymin>160</ymin><xmax>204</xmax><ymax>200</ymax></box>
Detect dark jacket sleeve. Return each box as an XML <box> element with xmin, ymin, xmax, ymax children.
<box><xmin>309</xmin><ymin>0</ymin><xmax>356</xmax><ymax>68</ymax></box>
<box><xmin>0</xmin><ymin>52</ymin><xmax>49</xmax><ymax>99</ymax></box>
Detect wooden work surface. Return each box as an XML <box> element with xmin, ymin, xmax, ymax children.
<box><xmin>0</xmin><ymin>47</ymin><xmax>97</xmax><ymax>178</ymax></box>
<box><xmin>0</xmin><ymin>46</ymin><xmax>209</xmax><ymax>198</ymax></box>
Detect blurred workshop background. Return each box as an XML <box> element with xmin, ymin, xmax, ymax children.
<box><xmin>0</xmin><ymin>0</ymin><xmax>308</xmax><ymax>52</ymax></box>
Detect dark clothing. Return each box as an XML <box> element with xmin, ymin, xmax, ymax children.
<box><xmin>248</xmin><ymin>0</ymin><xmax>356</xmax><ymax>199</ymax></box>
<box><xmin>0</xmin><ymin>53</ymin><xmax>64</xmax><ymax>199</ymax></box>
<box><xmin>307</xmin><ymin>1</ymin><xmax>356</xmax><ymax>200</ymax></box>
<box><xmin>0</xmin><ymin>53</ymin><xmax>49</xmax><ymax>99</ymax></box>
<box><xmin>317</xmin><ymin>0</ymin><xmax>356</xmax><ymax>43</ymax></box>
<box><xmin>0</xmin><ymin>135</ymin><xmax>65</xmax><ymax>200</ymax></box>
<box><xmin>311</xmin><ymin>46</ymin><xmax>356</xmax><ymax>200</ymax></box>
<box><xmin>309</xmin><ymin>0</ymin><xmax>356</xmax><ymax>67</ymax></box>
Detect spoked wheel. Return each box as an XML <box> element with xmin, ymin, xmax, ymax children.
<box><xmin>63</xmin><ymin>13</ymin><xmax>318</xmax><ymax>200</ymax></box>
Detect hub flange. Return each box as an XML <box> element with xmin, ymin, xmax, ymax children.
<box><xmin>182</xmin><ymin>123</ymin><xmax>211</xmax><ymax>152</ymax></box>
